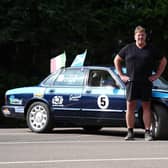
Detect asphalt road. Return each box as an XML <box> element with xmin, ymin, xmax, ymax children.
<box><xmin>0</xmin><ymin>127</ymin><xmax>168</xmax><ymax>168</ymax></box>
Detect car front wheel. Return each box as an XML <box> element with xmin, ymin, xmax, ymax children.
<box><xmin>151</xmin><ymin>104</ymin><xmax>168</xmax><ymax>140</ymax></box>
<box><xmin>26</xmin><ymin>102</ymin><xmax>53</xmax><ymax>133</ymax></box>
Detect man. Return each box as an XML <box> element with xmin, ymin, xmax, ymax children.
<box><xmin>114</xmin><ymin>26</ymin><xmax>167</xmax><ymax>141</ymax></box>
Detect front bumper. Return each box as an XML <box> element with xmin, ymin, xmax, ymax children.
<box><xmin>2</xmin><ymin>105</ymin><xmax>25</xmax><ymax>119</ymax></box>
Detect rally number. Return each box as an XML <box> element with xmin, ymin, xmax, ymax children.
<box><xmin>97</xmin><ymin>95</ymin><xmax>109</xmax><ymax>109</ymax></box>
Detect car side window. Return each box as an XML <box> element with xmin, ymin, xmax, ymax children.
<box><xmin>54</xmin><ymin>69</ymin><xmax>85</xmax><ymax>86</ymax></box>
<box><xmin>88</xmin><ymin>70</ymin><xmax>119</xmax><ymax>88</ymax></box>
<box><xmin>88</xmin><ymin>71</ymin><xmax>101</xmax><ymax>86</ymax></box>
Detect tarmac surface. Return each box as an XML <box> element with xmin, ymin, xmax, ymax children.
<box><xmin>0</xmin><ymin>127</ymin><xmax>168</xmax><ymax>168</ymax></box>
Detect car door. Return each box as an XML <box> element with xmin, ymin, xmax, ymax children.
<box><xmin>45</xmin><ymin>68</ymin><xmax>86</xmax><ymax>118</ymax></box>
<box><xmin>81</xmin><ymin>69</ymin><xmax>126</xmax><ymax>124</ymax></box>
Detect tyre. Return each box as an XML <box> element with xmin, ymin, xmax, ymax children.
<box><xmin>151</xmin><ymin>104</ymin><xmax>168</xmax><ymax>140</ymax></box>
<box><xmin>26</xmin><ymin>102</ymin><xmax>54</xmax><ymax>133</ymax></box>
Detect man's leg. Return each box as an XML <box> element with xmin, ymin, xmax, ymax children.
<box><xmin>142</xmin><ymin>101</ymin><xmax>153</xmax><ymax>141</ymax></box>
<box><xmin>125</xmin><ymin>100</ymin><xmax>137</xmax><ymax>140</ymax></box>
<box><xmin>126</xmin><ymin>100</ymin><xmax>137</xmax><ymax>128</ymax></box>
<box><xmin>142</xmin><ymin>101</ymin><xmax>151</xmax><ymax>129</ymax></box>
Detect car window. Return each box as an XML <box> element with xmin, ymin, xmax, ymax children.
<box><xmin>153</xmin><ymin>77</ymin><xmax>168</xmax><ymax>89</ymax></box>
<box><xmin>88</xmin><ymin>70</ymin><xmax>119</xmax><ymax>88</ymax></box>
<box><xmin>54</xmin><ymin>69</ymin><xmax>85</xmax><ymax>86</ymax></box>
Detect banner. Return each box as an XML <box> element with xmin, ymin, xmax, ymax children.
<box><xmin>71</xmin><ymin>49</ymin><xmax>87</xmax><ymax>67</ymax></box>
<box><xmin>50</xmin><ymin>51</ymin><xmax>66</xmax><ymax>73</ymax></box>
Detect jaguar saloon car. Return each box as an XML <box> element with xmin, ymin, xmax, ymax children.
<box><xmin>2</xmin><ymin>66</ymin><xmax>168</xmax><ymax>139</ymax></box>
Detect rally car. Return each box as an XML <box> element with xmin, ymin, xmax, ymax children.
<box><xmin>2</xmin><ymin>66</ymin><xmax>168</xmax><ymax>139</ymax></box>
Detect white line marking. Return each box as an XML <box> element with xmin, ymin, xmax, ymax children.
<box><xmin>0</xmin><ymin>157</ymin><xmax>168</xmax><ymax>165</ymax></box>
<box><xmin>0</xmin><ymin>140</ymin><xmax>154</xmax><ymax>145</ymax></box>
<box><xmin>0</xmin><ymin>140</ymin><xmax>168</xmax><ymax>145</ymax></box>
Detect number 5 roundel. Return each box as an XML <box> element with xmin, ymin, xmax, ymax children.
<box><xmin>97</xmin><ymin>95</ymin><xmax>109</xmax><ymax>109</ymax></box>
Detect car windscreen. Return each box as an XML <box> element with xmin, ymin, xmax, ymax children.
<box><xmin>40</xmin><ymin>70</ymin><xmax>62</xmax><ymax>86</ymax></box>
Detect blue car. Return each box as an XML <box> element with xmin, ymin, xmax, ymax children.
<box><xmin>2</xmin><ymin>66</ymin><xmax>168</xmax><ymax>139</ymax></box>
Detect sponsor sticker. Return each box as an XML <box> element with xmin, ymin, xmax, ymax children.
<box><xmin>52</xmin><ymin>96</ymin><xmax>64</xmax><ymax>106</ymax></box>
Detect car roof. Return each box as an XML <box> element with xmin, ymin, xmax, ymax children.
<box><xmin>65</xmin><ymin>66</ymin><xmax>115</xmax><ymax>71</ymax></box>
<box><xmin>64</xmin><ymin>66</ymin><xmax>126</xmax><ymax>74</ymax></box>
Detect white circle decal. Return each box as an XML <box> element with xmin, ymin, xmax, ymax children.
<box><xmin>97</xmin><ymin>95</ymin><xmax>109</xmax><ymax>109</ymax></box>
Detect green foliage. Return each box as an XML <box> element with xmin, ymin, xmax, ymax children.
<box><xmin>0</xmin><ymin>67</ymin><xmax>41</xmax><ymax>107</ymax></box>
<box><xmin>0</xmin><ymin>0</ymin><xmax>168</xmax><ymax>87</ymax></box>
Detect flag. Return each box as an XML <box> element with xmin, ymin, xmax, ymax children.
<box><xmin>71</xmin><ymin>49</ymin><xmax>87</xmax><ymax>67</ymax></box>
<box><xmin>50</xmin><ymin>51</ymin><xmax>66</xmax><ymax>73</ymax></box>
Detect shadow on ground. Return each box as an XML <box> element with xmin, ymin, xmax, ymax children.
<box><xmin>50</xmin><ymin>127</ymin><xmax>145</xmax><ymax>139</ymax></box>
<box><xmin>0</xmin><ymin>114</ymin><xmax>144</xmax><ymax>139</ymax></box>
<box><xmin>0</xmin><ymin>116</ymin><xmax>27</xmax><ymax>128</ymax></box>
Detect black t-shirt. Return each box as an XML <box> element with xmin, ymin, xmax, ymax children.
<box><xmin>118</xmin><ymin>42</ymin><xmax>163</xmax><ymax>83</ymax></box>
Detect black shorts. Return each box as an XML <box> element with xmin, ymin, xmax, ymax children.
<box><xmin>126</xmin><ymin>82</ymin><xmax>152</xmax><ymax>101</ymax></box>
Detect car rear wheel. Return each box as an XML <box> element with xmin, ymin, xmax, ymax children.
<box><xmin>151</xmin><ymin>104</ymin><xmax>168</xmax><ymax>140</ymax></box>
<box><xmin>26</xmin><ymin>102</ymin><xmax>53</xmax><ymax>133</ymax></box>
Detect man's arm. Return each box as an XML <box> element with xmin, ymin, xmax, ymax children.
<box><xmin>114</xmin><ymin>54</ymin><xmax>130</xmax><ymax>83</ymax></box>
<box><xmin>149</xmin><ymin>56</ymin><xmax>167</xmax><ymax>81</ymax></box>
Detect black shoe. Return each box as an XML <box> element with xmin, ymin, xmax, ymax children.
<box><xmin>124</xmin><ymin>132</ymin><xmax>134</xmax><ymax>140</ymax></box>
<box><xmin>145</xmin><ymin>130</ymin><xmax>153</xmax><ymax>141</ymax></box>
